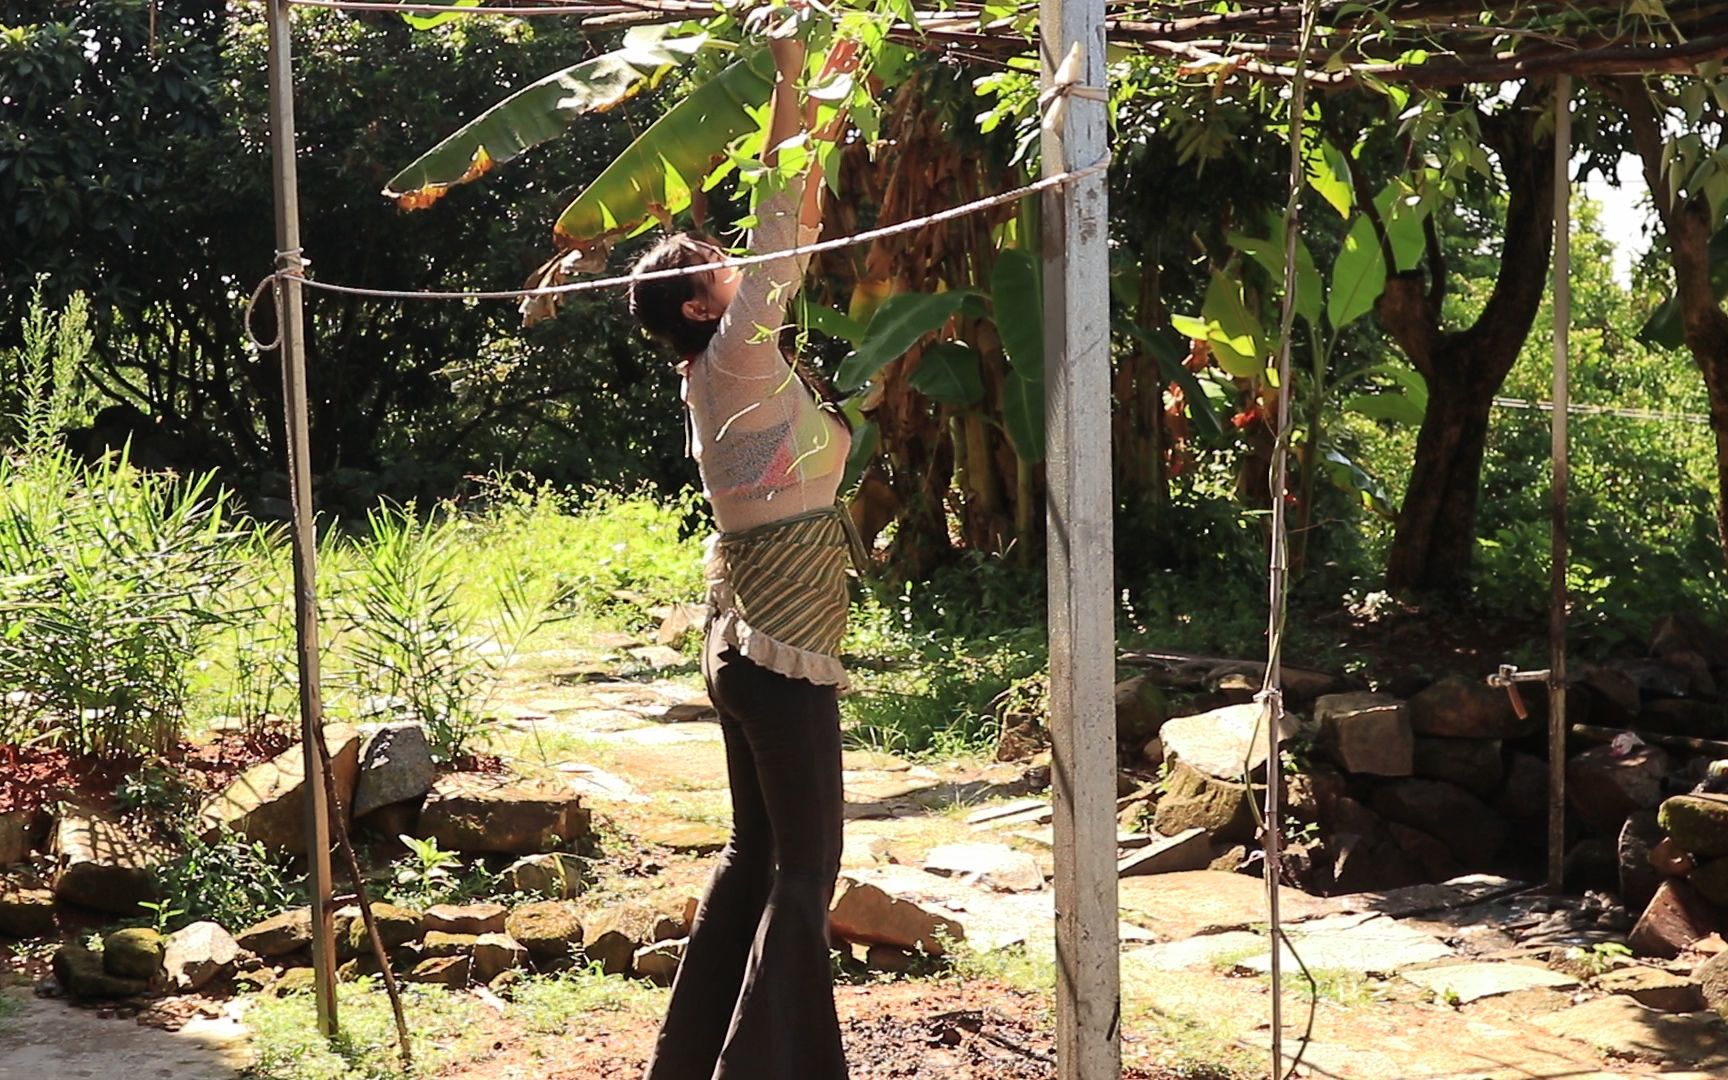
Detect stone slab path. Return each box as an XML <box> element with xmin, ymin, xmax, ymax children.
<box><xmin>0</xmin><ymin>992</ymin><xmax>246</xmax><ymax>1080</ymax></box>
<box><xmin>483</xmin><ymin>651</ymin><xmax>1728</xmax><ymax>1079</ymax></box>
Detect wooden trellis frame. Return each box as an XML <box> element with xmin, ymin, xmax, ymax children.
<box><xmin>257</xmin><ymin>2</ymin><xmax>1728</xmax><ymax>1078</ymax></box>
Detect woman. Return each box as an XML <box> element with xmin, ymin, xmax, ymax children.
<box><xmin>629</xmin><ymin>32</ymin><xmax>857</xmax><ymax>1080</ymax></box>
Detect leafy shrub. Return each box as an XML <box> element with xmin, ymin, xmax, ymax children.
<box><xmin>384</xmin><ymin>834</ymin><xmax>495</xmax><ymax>909</ymax></box>
<box><xmin>153</xmin><ymin>826</ymin><xmax>301</xmax><ymax>934</ymax></box>
<box><xmin>114</xmin><ymin>760</ymin><xmax>193</xmax><ymax>817</ymax></box>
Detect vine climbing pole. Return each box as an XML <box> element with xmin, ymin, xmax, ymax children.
<box><xmin>1039</xmin><ymin>0</ymin><xmax>1117</xmax><ymax>1074</ymax></box>
<box><xmin>266</xmin><ymin>0</ymin><xmax>339</xmax><ymax>1036</ymax></box>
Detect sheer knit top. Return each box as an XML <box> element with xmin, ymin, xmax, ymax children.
<box><xmin>678</xmin><ymin>184</ymin><xmax>850</xmax><ymax>533</ymax></box>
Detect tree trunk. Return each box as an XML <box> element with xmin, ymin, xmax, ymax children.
<box><xmin>1618</xmin><ymin>81</ymin><xmax>1728</xmax><ymax>568</ymax></box>
<box><xmin>1378</xmin><ymin>83</ymin><xmax>1556</xmax><ymax>593</ymax></box>
<box><xmin>1384</xmin><ymin>356</ymin><xmax>1497</xmax><ymax>589</ymax></box>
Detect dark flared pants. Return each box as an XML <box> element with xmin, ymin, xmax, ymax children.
<box><xmin>643</xmin><ymin>628</ymin><xmax>848</xmax><ymax>1080</ymax></box>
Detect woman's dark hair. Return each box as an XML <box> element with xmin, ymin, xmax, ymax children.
<box><xmin>628</xmin><ymin>231</ymin><xmax>851</xmax><ymax>431</ymax></box>
<box><xmin>628</xmin><ymin>232</ymin><xmax>724</xmax><ymax>357</ymax></box>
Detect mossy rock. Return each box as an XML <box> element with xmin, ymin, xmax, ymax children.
<box><xmin>505</xmin><ymin>900</ymin><xmax>582</xmax><ymax>962</ymax></box>
<box><xmin>54</xmin><ymin>943</ymin><xmax>149</xmax><ymax>999</ymax></box>
<box><xmin>102</xmin><ymin>927</ymin><xmax>165</xmax><ymax>981</ymax></box>
<box><xmin>407</xmin><ymin>955</ymin><xmax>471</xmax><ymax>988</ymax></box>
<box><xmin>237</xmin><ymin>908</ymin><xmax>313</xmax><ymax>957</ymax></box>
<box><xmin>272</xmin><ymin>967</ymin><xmax>318</xmax><ymax>997</ymax></box>
<box><xmin>420</xmin><ymin>931</ymin><xmax>478</xmax><ymax>958</ymax></box>
<box><xmin>343</xmin><ymin>904</ymin><xmax>425</xmax><ymax>957</ymax></box>
<box><xmin>1659</xmin><ymin>794</ymin><xmax>1728</xmax><ymax>857</ymax></box>
<box><xmin>500</xmin><ymin>852</ymin><xmax>588</xmax><ymax>899</ymax></box>
<box><xmin>1692</xmin><ymin>857</ymin><xmax>1728</xmax><ymax>906</ymax></box>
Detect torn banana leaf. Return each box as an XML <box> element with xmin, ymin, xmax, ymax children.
<box><xmin>551</xmin><ymin>48</ymin><xmax>776</xmax><ymax>253</ymax></box>
<box><xmin>384</xmin><ymin>29</ymin><xmax>709</xmax><ymax>211</ymax></box>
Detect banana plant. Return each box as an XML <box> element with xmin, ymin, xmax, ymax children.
<box><xmin>384</xmin><ymin>27</ymin><xmax>716</xmax><ymax>211</ymax></box>
<box><xmin>796</xmin><ymin>245</ymin><xmax>1047</xmax><ymax>491</ymax></box>
<box><xmin>1173</xmin><ymin>163</ymin><xmax>1435</xmax><ymax>564</ymax></box>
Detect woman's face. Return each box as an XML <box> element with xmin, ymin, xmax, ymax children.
<box><xmin>695</xmin><ymin>258</ymin><xmax>742</xmax><ymax>313</ymax></box>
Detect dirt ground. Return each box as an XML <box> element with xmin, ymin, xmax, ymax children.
<box><xmin>440</xmin><ymin>980</ymin><xmax>1180</xmax><ymax>1080</ymax></box>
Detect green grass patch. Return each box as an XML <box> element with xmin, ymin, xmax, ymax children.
<box><xmin>0</xmin><ymin>988</ymin><xmax>23</xmax><ymax>1032</ymax></box>
<box><xmin>245</xmin><ymin>980</ymin><xmax>491</xmax><ymax>1080</ymax></box>
<box><xmin>509</xmin><ymin>964</ymin><xmax>666</xmax><ymax>1034</ymax></box>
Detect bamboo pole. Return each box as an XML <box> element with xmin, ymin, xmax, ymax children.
<box><xmin>265</xmin><ymin>0</ymin><xmax>338</xmax><ymax>1034</ymax></box>
<box><xmin>1548</xmin><ymin>74</ymin><xmax>1572</xmax><ymax>896</ymax></box>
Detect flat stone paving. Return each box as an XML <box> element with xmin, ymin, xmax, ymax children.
<box><xmin>0</xmin><ymin>993</ymin><xmax>247</xmax><ymax>1079</ymax></box>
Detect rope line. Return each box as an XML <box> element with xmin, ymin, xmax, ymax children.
<box><xmin>243</xmin><ymin>158</ymin><xmax>1107</xmax><ymax>322</ymax></box>
<box><xmin>1492</xmin><ymin>395</ymin><xmax>1712</xmax><ymax>425</ymax></box>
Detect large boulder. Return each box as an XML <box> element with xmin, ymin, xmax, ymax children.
<box><xmin>420</xmin><ymin>931</ymin><xmax>479</xmax><ymax>958</ymax></box>
<box><xmin>103</xmin><ymin>927</ymin><xmax>165</xmax><ymax>981</ymax></box>
<box><xmin>164</xmin><ymin>922</ymin><xmax>243</xmax><ymax>993</ymax></box>
<box><xmin>408</xmin><ymin>955</ymin><xmax>471</xmax><ymax>987</ymax></box>
<box><xmin>343</xmin><ymin>903</ymin><xmax>424</xmax><ymax>957</ymax></box>
<box><xmin>1407</xmin><ymin>677</ymin><xmax>1539</xmax><ymax>740</ymax></box>
<box><xmin>633</xmin><ymin>938</ymin><xmax>685</xmax><ymax>987</ymax></box>
<box><xmin>1651</xmin><ymin>613</ymin><xmax>1728</xmax><ymax>667</ymax></box>
<box><xmin>424</xmin><ymin>902</ymin><xmax>507</xmax><ymax>936</ymax></box>
<box><xmin>1114</xmin><ymin>676</ymin><xmax>1168</xmax><ymax>750</ymax></box>
<box><xmin>828</xmin><ymin>875</ymin><xmax>965</xmax><ymax>956</ymax></box>
<box><xmin>351</xmin><ymin>723</ymin><xmax>436</xmax><ymax>819</ymax></box>
<box><xmin>237</xmin><ymin>907</ymin><xmax>312</xmax><ymax>957</ymax></box>
<box><xmin>505</xmin><ymin>900</ymin><xmax>583</xmax><ymax>964</ymax></box>
<box><xmin>1567</xmin><ymin>744</ymin><xmax>1669</xmax><ymax>834</ymax></box>
<box><xmin>0</xmin><ymin>809</ymin><xmax>38</xmax><ymax>867</ymax></box>
<box><xmin>0</xmin><ymin>880</ymin><xmax>55</xmax><ymax>938</ymax></box>
<box><xmin>197</xmin><ymin>725</ymin><xmax>361</xmax><ymax>854</ymax></box>
<box><xmin>51</xmin><ymin>810</ymin><xmax>168</xmax><ymax>914</ymax></box>
<box><xmin>1412</xmin><ymin>738</ymin><xmax>1503</xmax><ymax>799</ymax></box>
<box><xmin>1152</xmin><ymin>762</ymin><xmax>1258</xmax><ymax>841</ymax></box>
<box><xmin>1619</xmin><ymin>811</ymin><xmax>1666</xmax><ymax>912</ymax></box>
<box><xmin>1638</xmin><ymin>699</ymin><xmax>1726</xmax><ymax>738</ymax></box>
<box><xmin>581</xmin><ymin>907</ymin><xmax>651</xmax><ymax>977</ymax></box>
<box><xmin>1629</xmin><ymin>880</ymin><xmax>1720</xmax><ymax>959</ymax></box>
<box><xmin>1389</xmin><ymin>823</ymin><xmax>1463</xmax><ymax>883</ymax></box>
<box><xmin>472</xmin><ymin>933</ymin><xmax>530</xmax><ymax>982</ymax></box>
<box><xmin>1493</xmin><ymin>751</ymin><xmax>1549</xmax><ymax>823</ymax></box>
<box><xmin>1578</xmin><ymin>664</ymin><xmax>1642</xmax><ymax>723</ymax></box>
<box><xmin>923</xmin><ymin>843</ymin><xmax>1044</xmax><ymax>893</ymax></box>
<box><xmin>1608</xmin><ymin>657</ymin><xmax>1698</xmax><ymax>700</ymax></box>
<box><xmin>1159</xmin><ymin>702</ymin><xmax>1296</xmax><ymax>781</ymax></box>
<box><xmin>419</xmin><ymin>773</ymin><xmax>591</xmax><ymax>855</ymax></box>
<box><xmin>1699</xmin><ymin>950</ymin><xmax>1728</xmax><ymax>1018</ymax></box>
<box><xmin>1370</xmin><ymin>779</ymin><xmax>1506</xmax><ymax>865</ymax></box>
<box><xmin>1315</xmin><ymin>692</ymin><xmax>1412</xmax><ymax>777</ymax></box>
<box><xmin>1690</xmin><ymin>856</ymin><xmax>1728</xmax><ymax>905</ymax></box>
<box><xmin>53</xmin><ymin>942</ymin><xmax>150</xmax><ymax>999</ymax></box>
<box><xmin>1659</xmin><ymin>794</ymin><xmax>1728</xmax><ymax>857</ymax></box>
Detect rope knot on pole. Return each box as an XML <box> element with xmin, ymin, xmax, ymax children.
<box><xmin>244</xmin><ymin>249</ymin><xmax>314</xmax><ymax>354</ymax></box>
<box><xmin>276</xmin><ymin>246</ymin><xmax>310</xmax><ymax>277</ymax></box>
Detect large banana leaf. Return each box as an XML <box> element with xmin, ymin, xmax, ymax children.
<box><xmin>552</xmin><ymin>49</ymin><xmax>776</xmax><ymax>250</ymax></box>
<box><xmin>383</xmin><ymin>29</ymin><xmax>708</xmax><ymax>211</ymax></box>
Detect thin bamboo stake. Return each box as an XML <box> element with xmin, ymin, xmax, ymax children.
<box><xmin>266</xmin><ymin>0</ymin><xmax>409</xmax><ymax>1060</ymax></box>
<box><xmin>265</xmin><ymin>0</ymin><xmax>338</xmax><ymax>1036</ymax></box>
<box><xmin>1548</xmin><ymin>74</ymin><xmax>1572</xmax><ymax>896</ymax></box>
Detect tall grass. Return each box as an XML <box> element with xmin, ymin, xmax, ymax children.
<box><xmin>332</xmin><ymin>502</ymin><xmax>564</xmax><ymax>762</ymax></box>
<box><xmin>0</xmin><ymin>449</ymin><xmax>244</xmax><ymax>758</ymax></box>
